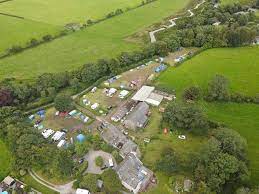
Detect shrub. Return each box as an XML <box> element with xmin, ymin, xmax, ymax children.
<box><xmin>54</xmin><ymin>93</ymin><xmax>74</xmax><ymax>112</ymax></box>
<box><xmin>182</xmin><ymin>86</ymin><xmax>201</xmax><ymax>101</ymax></box>
<box><xmin>95</xmin><ymin>156</ymin><xmax>104</xmax><ymax>167</ymax></box>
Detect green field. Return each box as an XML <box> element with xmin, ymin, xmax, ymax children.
<box><xmin>220</xmin><ymin>0</ymin><xmax>254</xmax><ymax>5</ymax></box>
<box><xmin>0</xmin><ymin>0</ymin><xmax>191</xmax><ymax>80</ymax></box>
<box><xmin>155</xmin><ymin>46</ymin><xmax>259</xmax><ymax>183</ymax></box>
<box><xmin>156</xmin><ymin>47</ymin><xmax>259</xmax><ymax>96</ymax></box>
<box><xmin>0</xmin><ymin>139</ymin><xmax>11</xmax><ymax>180</ymax></box>
<box><xmin>0</xmin><ymin>15</ymin><xmax>61</xmax><ymax>53</ymax></box>
<box><xmin>0</xmin><ymin>0</ymin><xmax>142</xmax><ymax>25</ymax></box>
<box><xmin>203</xmin><ymin>102</ymin><xmax>259</xmax><ymax>184</ymax></box>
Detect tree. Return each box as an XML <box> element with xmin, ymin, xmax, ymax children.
<box><xmin>0</xmin><ymin>88</ymin><xmax>13</xmax><ymax>107</ymax></box>
<box><xmin>69</xmin><ymin>77</ymin><xmax>81</xmax><ymax>92</ymax></box>
<box><xmin>79</xmin><ymin>174</ymin><xmax>100</xmax><ymax>192</ymax></box>
<box><xmin>95</xmin><ymin>156</ymin><xmax>104</xmax><ymax>167</ymax></box>
<box><xmin>182</xmin><ymin>86</ymin><xmax>201</xmax><ymax>101</ymax></box>
<box><xmin>156</xmin><ymin>148</ymin><xmax>180</xmax><ymax>174</ymax></box>
<box><xmin>163</xmin><ymin>102</ymin><xmax>208</xmax><ymax>131</ymax></box>
<box><xmin>102</xmin><ymin>169</ymin><xmax>122</xmax><ymax>194</ymax></box>
<box><xmin>206</xmin><ymin>74</ymin><xmax>229</xmax><ymax>101</ymax></box>
<box><xmin>212</xmin><ymin>128</ymin><xmax>247</xmax><ymax>161</ymax></box>
<box><xmin>75</xmin><ymin>141</ymin><xmax>91</xmax><ymax>157</ymax></box>
<box><xmin>54</xmin><ymin>93</ymin><xmax>73</xmax><ymax>112</ymax></box>
<box><xmin>194</xmin><ymin>134</ymin><xmax>249</xmax><ymax>193</ymax></box>
<box><xmin>42</xmin><ymin>34</ymin><xmax>53</xmax><ymax>42</ymax></box>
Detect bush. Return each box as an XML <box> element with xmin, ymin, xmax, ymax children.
<box><xmin>79</xmin><ymin>174</ymin><xmax>100</xmax><ymax>192</ymax></box>
<box><xmin>102</xmin><ymin>169</ymin><xmax>122</xmax><ymax>194</ymax></box>
<box><xmin>54</xmin><ymin>93</ymin><xmax>74</xmax><ymax>112</ymax></box>
<box><xmin>182</xmin><ymin>86</ymin><xmax>201</xmax><ymax>101</ymax></box>
<box><xmin>95</xmin><ymin>156</ymin><xmax>104</xmax><ymax>167</ymax></box>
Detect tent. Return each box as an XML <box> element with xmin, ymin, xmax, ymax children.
<box><xmin>77</xmin><ymin>134</ymin><xmax>86</xmax><ymax>143</ymax></box>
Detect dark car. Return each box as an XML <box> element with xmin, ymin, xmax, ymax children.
<box><xmin>78</xmin><ymin>158</ymin><xmax>84</xmax><ymax>164</ymax></box>
<box><xmin>101</xmin><ymin>165</ymin><xmax>108</xmax><ymax>170</ymax></box>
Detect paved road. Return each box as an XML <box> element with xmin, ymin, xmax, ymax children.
<box><xmin>149</xmin><ymin>0</ymin><xmax>205</xmax><ymax>43</ymax></box>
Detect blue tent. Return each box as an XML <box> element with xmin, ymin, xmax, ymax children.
<box><xmin>76</xmin><ymin>134</ymin><xmax>86</xmax><ymax>143</ymax></box>
<box><xmin>37</xmin><ymin>109</ymin><xmax>45</xmax><ymax>116</ymax></box>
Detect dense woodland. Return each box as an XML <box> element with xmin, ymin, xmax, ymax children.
<box><xmin>0</xmin><ymin>1</ymin><xmax>259</xmax><ymax>193</ymax></box>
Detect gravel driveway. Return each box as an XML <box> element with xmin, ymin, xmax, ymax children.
<box><xmin>84</xmin><ymin>150</ymin><xmax>117</xmax><ymax>174</ymax></box>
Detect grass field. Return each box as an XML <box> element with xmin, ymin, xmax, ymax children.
<box><xmin>0</xmin><ymin>15</ymin><xmax>61</xmax><ymax>53</ymax></box>
<box><xmin>155</xmin><ymin>46</ymin><xmax>259</xmax><ymax>184</ymax></box>
<box><xmin>20</xmin><ymin>174</ymin><xmax>58</xmax><ymax>194</ymax></box>
<box><xmin>220</xmin><ymin>0</ymin><xmax>254</xmax><ymax>5</ymax></box>
<box><xmin>156</xmin><ymin>46</ymin><xmax>259</xmax><ymax>96</ymax></box>
<box><xmin>0</xmin><ymin>0</ymin><xmax>142</xmax><ymax>25</ymax></box>
<box><xmin>132</xmin><ymin>107</ymin><xmax>205</xmax><ymax>193</ymax></box>
<box><xmin>0</xmin><ymin>0</ymin><xmax>191</xmax><ymax>80</ymax></box>
<box><xmin>0</xmin><ymin>139</ymin><xmax>11</xmax><ymax>180</ymax></box>
<box><xmin>203</xmin><ymin>102</ymin><xmax>259</xmax><ymax>184</ymax></box>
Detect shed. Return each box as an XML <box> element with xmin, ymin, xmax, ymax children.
<box><xmin>131</xmin><ymin>86</ymin><xmax>155</xmax><ymax>101</ymax></box>
<box><xmin>77</xmin><ymin>134</ymin><xmax>86</xmax><ymax>143</ymax></box>
<box><xmin>145</xmin><ymin>92</ymin><xmax>163</xmax><ymax>106</ymax></box>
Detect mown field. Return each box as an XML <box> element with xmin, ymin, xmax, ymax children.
<box><xmin>220</xmin><ymin>0</ymin><xmax>255</xmax><ymax>5</ymax></box>
<box><xmin>156</xmin><ymin>46</ymin><xmax>259</xmax><ymax>96</ymax></box>
<box><xmin>0</xmin><ymin>139</ymin><xmax>11</xmax><ymax>180</ymax></box>
<box><xmin>0</xmin><ymin>15</ymin><xmax>61</xmax><ymax>53</ymax></box>
<box><xmin>155</xmin><ymin>46</ymin><xmax>259</xmax><ymax>183</ymax></box>
<box><xmin>0</xmin><ymin>0</ymin><xmax>142</xmax><ymax>25</ymax></box>
<box><xmin>0</xmin><ymin>0</ymin><xmax>191</xmax><ymax>80</ymax></box>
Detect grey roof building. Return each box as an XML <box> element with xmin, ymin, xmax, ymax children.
<box><xmin>124</xmin><ymin>102</ymin><xmax>149</xmax><ymax>130</ymax></box>
<box><xmin>116</xmin><ymin>152</ymin><xmax>153</xmax><ymax>194</ymax></box>
<box><xmin>101</xmin><ymin>123</ymin><xmax>140</xmax><ymax>158</ymax></box>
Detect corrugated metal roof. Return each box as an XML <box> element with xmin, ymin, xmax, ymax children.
<box><xmin>131</xmin><ymin>86</ymin><xmax>155</xmax><ymax>101</ymax></box>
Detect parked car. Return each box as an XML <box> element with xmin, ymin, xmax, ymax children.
<box><xmin>78</xmin><ymin>158</ymin><xmax>84</xmax><ymax>164</ymax></box>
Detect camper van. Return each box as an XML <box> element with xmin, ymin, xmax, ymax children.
<box><xmin>109</xmin><ymin>158</ymin><xmax>114</xmax><ymax>168</ymax></box>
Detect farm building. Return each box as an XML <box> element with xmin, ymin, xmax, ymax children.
<box><xmin>111</xmin><ymin>100</ymin><xmax>137</xmax><ymax>122</ymax></box>
<box><xmin>131</xmin><ymin>86</ymin><xmax>164</xmax><ymax>106</ymax></box>
<box><xmin>101</xmin><ymin>123</ymin><xmax>140</xmax><ymax>158</ymax></box>
<box><xmin>116</xmin><ymin>152</ymin><xmax>153</xmax><ymax>194</ymax></box>
<box><xmin>124</xmin><ymin>102</ymin><xmax>149</xmax><ymax>130</ymax></box>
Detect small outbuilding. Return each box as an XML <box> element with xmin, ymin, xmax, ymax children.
<box><xmin>2</xmin><ymin>176</ymin><xmax>15</xmax><ymax>187</ymax></box>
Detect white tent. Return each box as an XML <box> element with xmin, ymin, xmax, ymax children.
<box><xmin>57</xmin><ymin>139</ymin><xmax>66</xmax><ymax>148</ymax></box>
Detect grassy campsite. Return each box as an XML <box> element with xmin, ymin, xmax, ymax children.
<box><xmin>155</xmin><ymin>46</ymin><xmax>259</xmax><ymax>183</ymax></box>
<box><xmin>0</xmin><ymin>0</ymin><xmax>191</xmax><ymax>80</ymax></box>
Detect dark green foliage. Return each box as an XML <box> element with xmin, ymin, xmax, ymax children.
<box><xmin>212</xmin><ymin>128</ymin><xmax>247</xmax><ymax>161</ymax></box>
<box><xmin>193</xmin><ymin>128</ymin><xmax>249</xmax><ymax>193</ymax></box>
<box><xmin>182</xmin><ymin>86</ymin><xmax>201</xmax><ymax>101</ymax></box>
<box><xmin>206</xmin><ymin>74</ymin><xmax>230</xmax><ymax>101</ymax></box>
<box><xmin>163</xmin><ymin>102</ymin><xmax>208</xmax><ymax>131</ymax></box>
<box><xmin>79</xmin><ymin>174</ymin><xmax>100</xmax><ymax>192</ymax></box>
<box><xmin>156</xmin><ymin>148</ymin><xmax>180</xmax><ymax>174</ymax></box>
<box><xmin>95</xmin><ymin>156</ymin><xmax>104</xmax><ymax>167</ymax></box>
<box><xmin>102</xmin><ymin>169</ymin><xmax>122</xmax><ymax>194</ymax></box>
<box><xmin>54</xmin><ymin>93</ymin><xmax>74</xmax><ymax>112</ymax></box>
